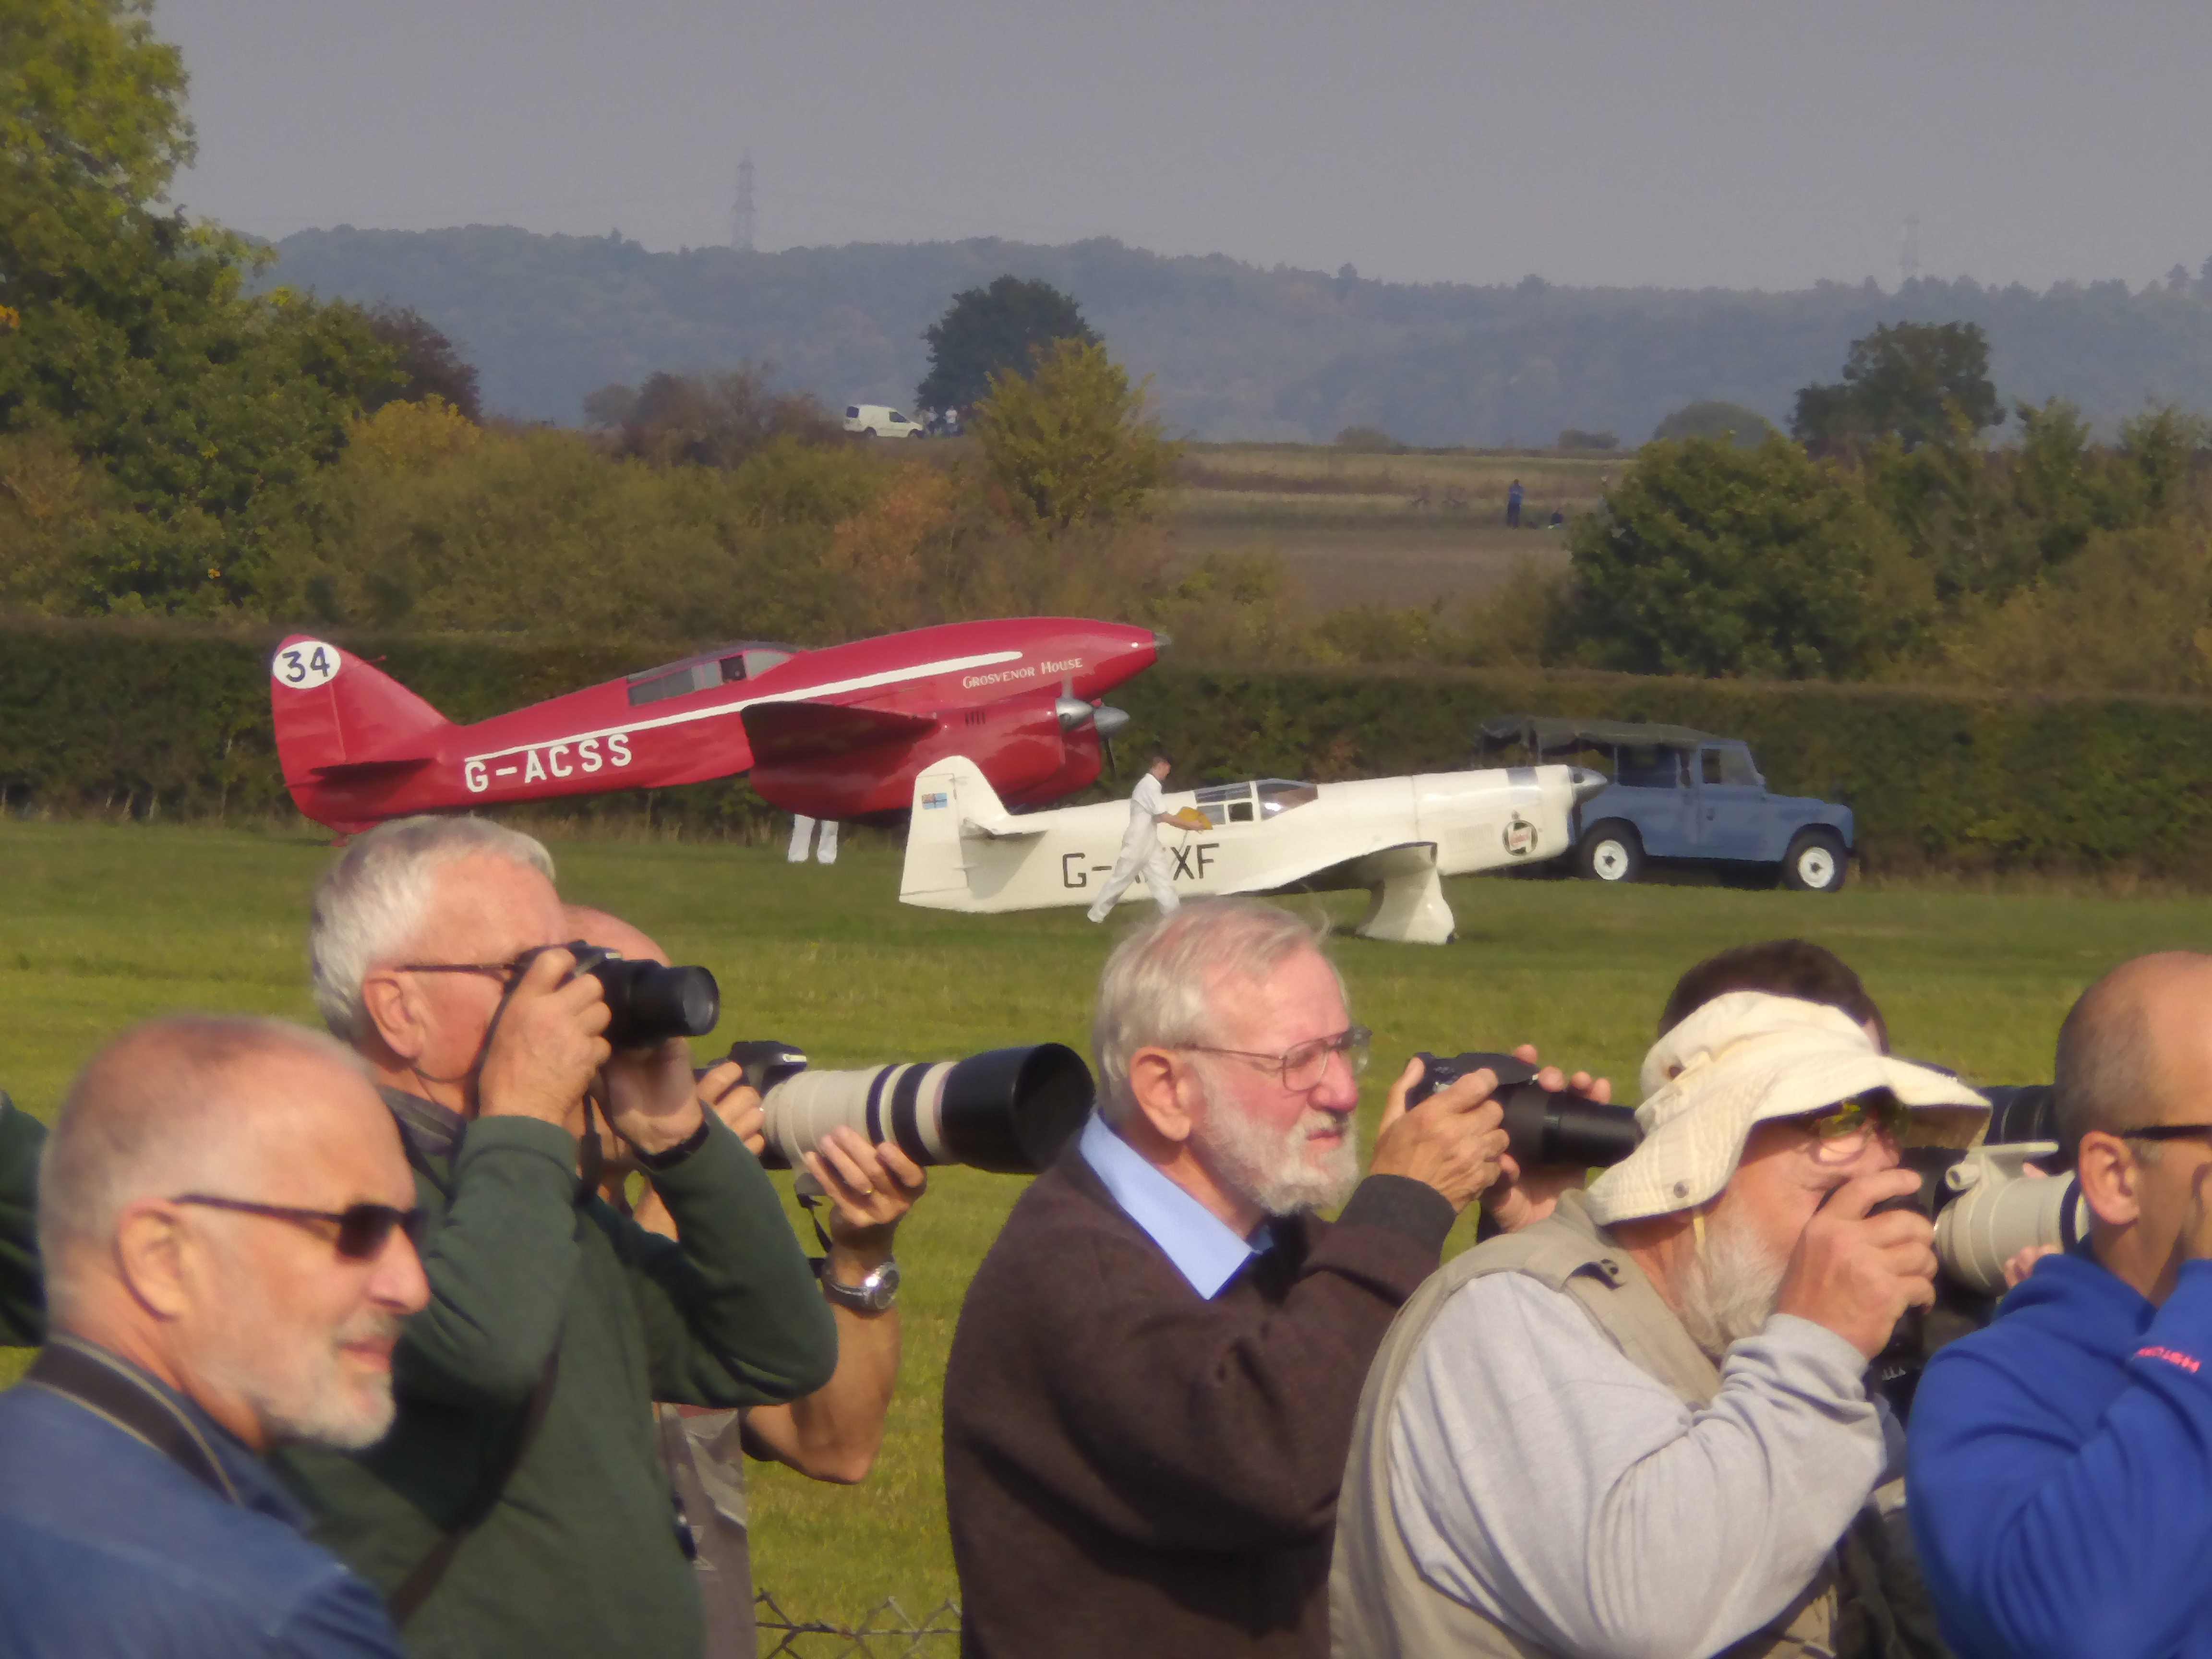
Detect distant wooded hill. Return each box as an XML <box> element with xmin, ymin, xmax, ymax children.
<box><xmin>266</xmin><ymin>227</ymin><xmax>2212</xmax><ymax>444</ymax></box>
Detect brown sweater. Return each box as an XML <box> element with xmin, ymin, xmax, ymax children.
<box><xmin>941</xmin><ymin>1146</ymin><xmax>1454</xmax><ymax>1659</ymax></box>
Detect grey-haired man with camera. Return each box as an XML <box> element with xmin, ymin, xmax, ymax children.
<box><xmin>1331</xmin><ymin>991</ymin><xmax>1986</xmax><ymax>1658</ymax></box>
<box><xmin>944</xmin><ymin>898</ymin><xmax>1602</xmax><ymax>1659</ymax></box>
<box><xmin>276</xmin><ymin>816</ymin><xmax>834</xmax><ymax>1659</ymax></box>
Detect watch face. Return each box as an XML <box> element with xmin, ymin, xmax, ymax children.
<box><xmin>862</xmin><ymin>1259</ymin><xmax>901</xmax><ymax>1309</ymax></box>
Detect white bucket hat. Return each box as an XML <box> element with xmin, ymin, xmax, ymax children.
<box><xmin>1584</xmin><ymin>990</ymin><xmax>1988</xmax><ymax>1226</ymax></box>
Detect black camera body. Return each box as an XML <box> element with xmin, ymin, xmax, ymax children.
<box><xmin>1407</xmin><ymin>1051</ymin><xmax>1642</xmax><ymax>1170</ymax></box>
<box><xmin>562</xmin><ymin>942</ymin><xmax>720</xmax><ymax>1048</ymax></box>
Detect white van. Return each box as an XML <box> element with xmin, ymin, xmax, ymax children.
<box><xmin>844</xmin><ymin>404</ymin><xmax>923</xmax><ymax>438</ymax></box>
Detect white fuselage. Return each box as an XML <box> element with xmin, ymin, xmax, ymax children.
<box><xmin>901</xmin><ymin>759</ymin><xmax>1600</xmax><ymax>942</ymax></box>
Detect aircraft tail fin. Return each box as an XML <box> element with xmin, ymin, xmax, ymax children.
<box><xmin>269</xmin><ymin>636</ymin><xmax>449</xmax><ymax>790</ymax></box>
<box><xmin>900</xmin><ymin>755</ymin><xmax>1006</xmax><ymax>907</ymax></box>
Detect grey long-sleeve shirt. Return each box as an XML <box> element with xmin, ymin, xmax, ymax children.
<box><xmin>1387</xmin><ymin>1274</ymin><xmax>1887</xmax><ymax>1659</ymax></box>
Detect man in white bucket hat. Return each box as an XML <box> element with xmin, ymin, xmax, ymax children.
<box><xmin>1331</xmin><ymin>991</ymin><xmax>1985</xmax><ymax>1659</ymax></box>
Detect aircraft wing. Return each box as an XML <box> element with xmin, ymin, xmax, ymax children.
<box><xmin>1216</xmin><ymin>839</ymin><xmax>1439</xmax><ymax>897</ymax></box>
<box><xmin>741</xmin><ymin>700</ymin><xmax>939</xmax><ymax>765</ymax></box>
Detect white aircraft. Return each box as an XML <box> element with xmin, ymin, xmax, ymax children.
<box><xmin>899</xmin><ymin>756</ymin><xmax>1608</xmax><ymax>943</ymax></box>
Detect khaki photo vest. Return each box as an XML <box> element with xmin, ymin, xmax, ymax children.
<box><xmin>1329</xmin><ymin>1193</ymin><xmax>1841</xmax><ymax>1659</ymax></box>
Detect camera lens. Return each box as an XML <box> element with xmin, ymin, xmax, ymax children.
<box><xmin>756</xmin><ymin>1044</ymin><xmax>1094</xmax><ymax>1174</ymax></box>
<box><xmin>582</xmin><ymin>955</ymin><xmax>720</xmax><ymax>1047</ymax></box>
<box><xmin>1409</xmin><ymin>1052</ymin><xmax>1641</xmax><ymax>1170</ymax></box>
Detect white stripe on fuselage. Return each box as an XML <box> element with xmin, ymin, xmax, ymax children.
<box><xmin>460</xmin><ymin>649</ymin><xmax>1026</xmax><ymax>766</ymax></box>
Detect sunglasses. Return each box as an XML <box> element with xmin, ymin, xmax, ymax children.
<box><xmin>1801</xmin><ymin>1092</ymin><xmax>1914</xmax><ymax>1142</ymax></box>
<box><xmin>171</xmin><ymin>1194</ymin><xmax>426</xmax><ymax>1260</ymax></box>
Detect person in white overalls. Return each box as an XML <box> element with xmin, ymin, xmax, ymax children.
<box><xmin>1086</xmin><ymin>751</ymin><xmax>1182</xmax><ymax>924</ymax></box>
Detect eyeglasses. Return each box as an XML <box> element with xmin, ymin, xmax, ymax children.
<box><xmin>1182</xmin><ymin>1025</ymin><xmax>1371</xmax><ymax>1092</ymax></box>
<box><xmin>393</xmin><ymin>955</ymin><xmax>531</xmax><ymax>984</ymax></box>
<box><xmin>170</xmin><ymin>1195</ymin><xmax>427</xmax><ymax>1260</ymax></box>
<box><xmin>2121</xmin><ymin>1123</ymin><xmax>2212</xmax><ymax>1146</ymax></box>
<box><xmin>1800</xmin><ymin>1092</ymin><xmax>1914</xmax><ymax>1143</ymax></box>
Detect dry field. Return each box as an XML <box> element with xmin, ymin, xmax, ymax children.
<box><xmin>1164</xmin><ymin>444</ymin><xmax>1617</xmax><ymax>610</ymax></box>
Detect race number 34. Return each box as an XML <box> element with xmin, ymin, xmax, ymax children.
<box><xmin>272</xmin><ymin>640</ymin><xmax>340</xmax><ymax>689</ymax></box>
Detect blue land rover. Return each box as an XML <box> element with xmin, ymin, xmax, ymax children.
<box><xmin>1476</xmin><ymin>715</ymin><xmax>1854</xmax><ymax>892</ymax></box>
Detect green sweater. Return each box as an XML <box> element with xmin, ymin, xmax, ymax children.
<box><xmin>278</xmin><ymin>1103</ymin><xmax>836</xmax><ymax>1659</ymax></box>
<box><xmin>0</xmin><ymin>1094</ymin><xmax>46</xmax><ymax>1347</ymax></box>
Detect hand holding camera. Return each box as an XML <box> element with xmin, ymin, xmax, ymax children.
<box><xmin>805</xmin><ymin>1127</ymin><xmax>928</xmax><ymax>1245</ymax></box>
<box><xmin>696</xmin><ymin>1058</ymin><xmax>768</xmax><ymax>1155</ymax></box>
<box><xmin>1776</xmin><ymin>1168</ymin><xmax>1939</xmax><ymax>1359</ymax></box>
<box><xmin>477</xmin><ymin>949</ymin><xmax>612</xmax><ymax>1130</ymax></box>
<box><xmin>1477</xmin><ymin>1045</ymin><xmax>1615</xmax><ymax>1232</ymax></box>
<box><xmin>1370</xmin><ymin>1058</ymin><xmax>1511</xmax><ymax>1213</ymax></box>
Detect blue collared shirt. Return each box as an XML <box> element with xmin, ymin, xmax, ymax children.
<box><xmin>1078</xmin><ymin>1110</ymin><xmax>1271</xmax><ymax>1299</ymax></box>
<box><xmin>0</xmin><ymin>1340</ymin><xmax>409</xmax><ymax>1658</ymax></box>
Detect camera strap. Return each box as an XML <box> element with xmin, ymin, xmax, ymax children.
<box><xmin>386</xmin><ymin>1326</ymin><xmax>563</xmax><ymax>1627</ymax></box>
<box><xmin>24</xmin><ymin>1338</ymin><xmax>241</xmax><ymax>1506</ymax></box>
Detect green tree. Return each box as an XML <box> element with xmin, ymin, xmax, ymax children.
<box><xmin>1567</xmin><ymin>434</ymin><xmax>1929</xmax><ymax>678</ymax></box>
<box><xmin>591</xmin><ymin>367</ymin><xmax>839</xmax><ymax>469</ymax></box>
<box><xmin>1651</xmin><ymin>399</ymin><xmax>1773</xmax><ymax>446</ymax></box>
<box><xmin>363</xmin><ymin>304</ymin><xmax>481</xmax><ymax>421</ymax></box>
<box><xmin>1</xmin><ymin>0</ymin><xmax>393</xmax><ymax>615</ymax></box>
<box><xmin>973</xmin><ymin>338</ymin><xmax>1177</xmax><ymax>536</ymax></box>
<box><xmin>1791</xmin><ymin>322</ymin><xmax>2003</xmax><ymax>451</ymax></box>
<box><xmin>916</xmin><ymin>275</ymin><xmax>1098</xmax><ymax>413</ymax></box>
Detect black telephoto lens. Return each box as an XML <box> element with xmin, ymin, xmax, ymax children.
<box><xmin>1408</xmin><ymin>1051</ymin><xmax>1641</xmax><ymax>1170</ymax></box>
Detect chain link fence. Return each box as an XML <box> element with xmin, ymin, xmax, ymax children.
<box><xmin>754</xmin><ymin>1590</ymin><xmax>962</xmax><ymax>1656</ymax></box>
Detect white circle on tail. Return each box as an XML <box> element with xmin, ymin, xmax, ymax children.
<box><xmin>272</xmin><ymin>640</ymin><xmax>341</xmax><ymax>689</ymax></box>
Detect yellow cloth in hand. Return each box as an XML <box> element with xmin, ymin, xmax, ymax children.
<box><xmin>1165</xmin><ymin>806</ymin><xmax>1214</xmax><ymax>832</ymax></box>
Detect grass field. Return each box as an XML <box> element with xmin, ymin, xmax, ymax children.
<box><xmin>1166</xmin><ymin>444</ymin><xmax>1606</xmax><ymax>609</ymax></box>
<box><xmin>7</xmin><ymin>819</ymin><xmax>2212</xmax><ymax>1635</ymax></box>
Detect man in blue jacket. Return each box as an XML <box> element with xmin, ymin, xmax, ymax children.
<box><xmin>1910</xmin><ymin>950</ymin><xmax>2212</xmax><ymax>1659</ymax></box>
<box><xmin>0</xmin><ymin>1014</ymin><xmax>427</xmax><ymax>1656</ymax></box>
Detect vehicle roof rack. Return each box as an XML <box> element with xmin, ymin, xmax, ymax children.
<box><xmin>1475</xmin><ymin>714</ymin><xmax>1717</xmax><ymax>753</ymax></box>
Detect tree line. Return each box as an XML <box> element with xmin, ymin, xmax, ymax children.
<box><xmin>265</xmin><ymin>224</ymin><xmax>2212</xmax><ymax>445</ymax></box>
<box><xmin>1434</xmin><ymin>321</ymin><xmax>2212</xmax><ymax>696</ymax></box>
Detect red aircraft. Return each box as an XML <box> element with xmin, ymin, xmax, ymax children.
<box><xmin>269</xmin><ymin>618</ymin><xmax>1160</xmax><ymax>834</ymax></box>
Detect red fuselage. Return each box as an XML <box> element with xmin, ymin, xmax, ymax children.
<box><xmin>273</xmin><ymin>618</ymin><xmax>1161</xmax><ymax>832</ymax></box>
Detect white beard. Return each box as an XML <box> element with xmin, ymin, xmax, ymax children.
<box><xmin>1195</xmin><ymin>1095</ymin><xmax>1361</xmax><ymax>1219</ymax></box>
<box><xmin>1674</xmin><ymin>1211</ymin><xmax>1791</xmax><ymax>1358</ymax></box>
<box><xmin>195</xmin><ymin>1299</ymin><xmax>405</xmax><ymax>1452</ymax></box>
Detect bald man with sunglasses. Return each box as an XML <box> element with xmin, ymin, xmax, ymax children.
<box><xmin>1910</xmin><ymin>950</ymin><xmax>2212</xmax><ymax>1659</ymax></box>
<box><xmin>0</xmin><ymin>1015</ymin><xmax>428</xmax><ymax>1657</ymax></box>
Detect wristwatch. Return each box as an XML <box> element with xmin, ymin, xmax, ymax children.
<box><xmin>816</xmin><ymin>1255</ymin><xmax>900</xmax><ymax>1313</ymax></box>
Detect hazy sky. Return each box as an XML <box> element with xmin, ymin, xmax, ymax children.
<box><xmin>160</xmin><ymin>0</ymin><xmax>2212</xmax><ymax>292</ymax></box>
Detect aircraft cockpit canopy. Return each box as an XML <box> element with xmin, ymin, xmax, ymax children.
<box><xmin>1192</xmin><ymin>778</ymin><xmax>1319</xmax><ymax>827</ymax></box>
<box><xmin>625</xmin><ymin>643</ymin><xmax>798</xmax><ymax>708</ymax></box>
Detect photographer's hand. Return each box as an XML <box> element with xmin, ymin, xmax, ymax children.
<box><xmin>805</xmin><ymin>1128</ymin><xmax>927</xmax><ymax>1274</ymax></box>
<box><xmin>603</xmin><ymin>1036</ymin><xmax>706</xmax><ymax>1157</ymax></box>
<box><xmin>696</xmin><ymin>1059</ymin><xmax>767</xmax><ymax>1156</ymax></box>
<box><xmin>1774</xmin><ymin>1168</ymin><xmax>1936</xmax><ymax>1358</ymax></box>
<box><xmin>477</xmin><ymin>950</ymin><xmax>611</xmax><ymax>1131</ymax></box>
<box><xmin>1482</xmin><ymin>1043</ymin><xmax>1612</xmax><ymax>1233</ymax></box>
<box><xmin>1369</xmin><ymin>1058</ymin><xmax>1509</xmax><ymax>1213</ymax></box>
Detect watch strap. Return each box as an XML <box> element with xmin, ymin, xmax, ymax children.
<box><xmin>814</xmin><ymin>1255</ymin><xmax>898</xmax><ymax>1312</ymax></box>
<box><xmin>635</xmin><ymin>1115</ymin><xmax>712</xmax><ymax>1171</ymax></box>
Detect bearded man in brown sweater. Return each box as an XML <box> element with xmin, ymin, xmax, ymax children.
<box><xmin>942</xmin><ymin>899</ymin><xmax>1606</xmax><ymax>1659</ymax></box>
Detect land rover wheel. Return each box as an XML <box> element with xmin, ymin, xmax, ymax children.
<box><xmin>1576</xmin><ymin>822</ymin><xmax>1645</xmax><ymax>884</ymax></box>
<box><xmin>1781</xmin><ymin>830</ymin><xmax>1848</xmax><ymax>893</ymax></box>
